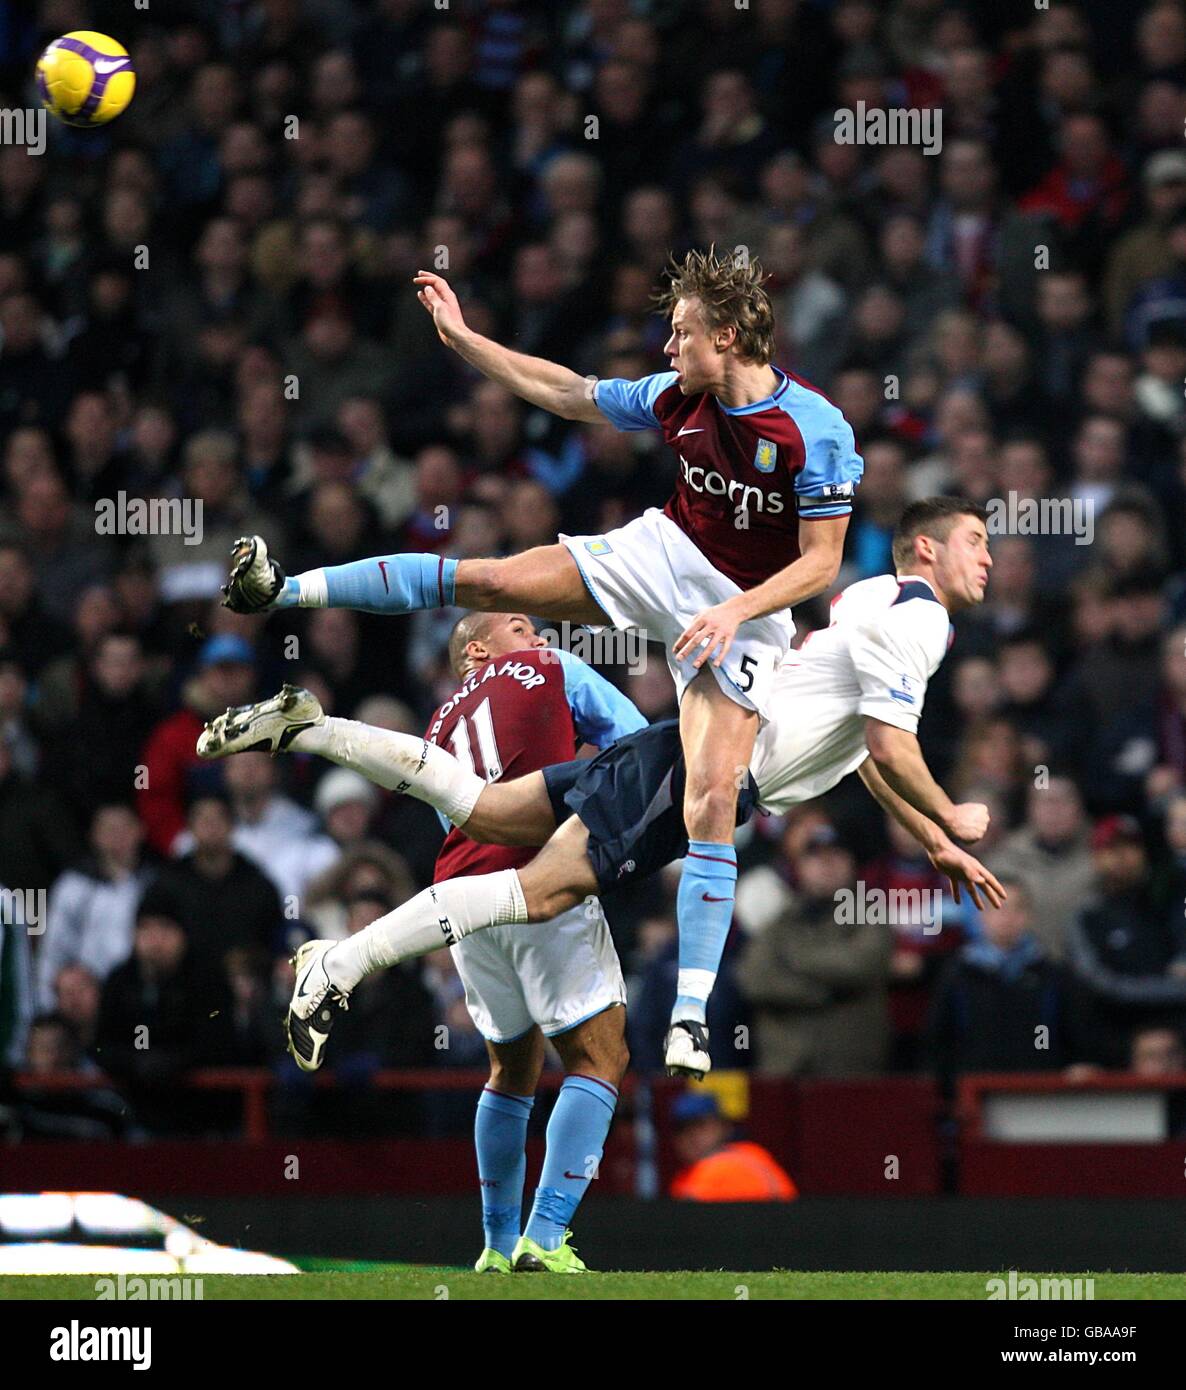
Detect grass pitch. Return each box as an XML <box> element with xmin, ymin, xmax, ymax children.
<box><xmin>3</xmin><ymin>1265</ymin><xmax>1184</xmax><ymax>1300</ymax></box>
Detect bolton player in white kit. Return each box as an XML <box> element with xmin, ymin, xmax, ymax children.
<box><xmin>201</xmin><ymin>499</ymin><xmax>1005</xmax><ymax>1079</ymax></box>
<box><xmin>219</xmin><ymin>249</ymin><xmax>863</xmax><ymax>1077</ymax></box>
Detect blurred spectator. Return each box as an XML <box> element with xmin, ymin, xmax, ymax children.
<box><xmin>303</xmin><ymin>842</ymin><xmax>419</xmax><ymax>942</ymax></box>
<box><xmin>312</xmin><ymin>767</ymin><xmax>381</xmax><ymax>859</ymax></box>
<box><xmin>137</xmin><ymin>633</ymin><xmax>256</xmax><ymax>855</ymax></box>
<box><xmin>1130</xmin><ymin>1023</ymin><xmax>1186</xmax><ymax>1076</ymax></box>
<box><xmin>927</xmin><ymin>878</ymin><xmax>1087</xmax><ymax>1096</ymax></box>
<box><xmin>421</xmin><ymin>947</ymin><xmax>488</xmax><ymax>1070</ymax></box>
<box><xmin>1129</xmin><ymin>1022</ymin><xmax>1186</xmax><ymax>1135</ymax></box>
<box><xmin>669</xmin><ymin>1091</ymin><xmax>797</xmax><ymax>1202</ymax></box>
<box><xmin>224</xmin><ymin>945</ymin><xmax>283</xmax><ymax>1066</ymax></box>
<box><xmin>1066</xmin><ymin>815</ymin><xmax>1186</xmax><ymax>1065</ymax></box>
<box><xmin>93</xmin><ymin>891</ymin><xmax>236</xmax><ymax>1135</ymax></box>
<box><xmin>846</xmin><ymin>436</ymin><xmax>910</xmax><ymax>581</ymax></box>
<box><xmin>52</xmin><ymin>963</ymin><xmax>102</xmax><ymax>1054</ymax></box>
<box><xmin>736</xmin><ymin>825</ymin><xmax>891</xmax><ymax>1077</ymax></box>
<box><xmin>39</xmin><ymin>631</ymin><xmax>160</xmax><ymax>820</ymax></box>
<box><xmin>989</xmin><ymin>777</ymin><xmax>1094</xmax><ymax>961</ymax></box>
<box><xmin>1105</xmin><ymin>151</ymin><xmax>1186</xmax><ymax>341</ymax></box>
<box><xmin>0</xmin><ymin>649</ymin><xmax>38</xmax><ymax>778</ymax></box>
<box><xmin>15</xmin><ymin>1013</ymin><xmax>128</xmax><ymax>1141</ymax></box>
<box><xmin>0</xmin><ymin>545</ymin><xmax>72</xmax><ymax>677</ymax></box>
<box><xmin>149</xmin><ymin>792</ymin><xmax>283</xmax><ymax>974</ymax></box>
<box><xmin>214</xmin><ymin>750</ymin><xmax>338</xmax><ymax>903</ymax></box>
<box><xmin>0</xmin><ymin>733</ymin><xmax>80</xmax><ymax>893</ymax></box>
<box><xmin>859</xmin><ymin>813</ymin><xmax>968</xmax><ymax>1068</ymax></box>
<box><xmin>35</xmin><ymin>803</ymin><xmax>153</xmax><ymax>1010</ymax></box>
<box><xmin>995</xmin><ymin>631</ymin><xmax>1065</xmax><ymax>767</ymax></box>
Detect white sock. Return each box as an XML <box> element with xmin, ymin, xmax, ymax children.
<box><xmin>293</xmin><ymin>718</ymin><xmax>483</xmax><ymax>825</ymax></box>
<box><xmin>326</xmin><ymin>869</ymin><xmax>528</xmax><ymax>991</ymax></box>
<box><xmin>294</xmin><ymin>568</ymin><xmax>328</xmax><ymax>607</ymax></box>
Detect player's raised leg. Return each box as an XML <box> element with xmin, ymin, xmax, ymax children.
<box><xmin>285</xmin><ymin>817</ymin><xmax>598</xmax><ymax>1070</ymax></box>
<box><xmin>222</xmin><ymin>533</ymin><xmax>605</xmax><ymax>626</ymax></box>
<box><xmin>666</xmin><ymin>668</ymin><xmax>758</xmax><ymax>1078</ymax></box>
<box><xmin>473</xmin><ymin>1029</ymin><xmax>543</xmax><ymax>1274</ymax></box>
<box><xmin>513</xmin><ymin>1004</ymin><xmax>627</xmax><ymax>1274</ymax></box>
<box><xmin>196</xmin><ymin>685</ymin><xmax>559</xmax><ymax>846</ymax></box>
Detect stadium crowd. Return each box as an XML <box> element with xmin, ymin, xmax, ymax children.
<box><xmin>3</xmin><ymin>0</ymin><xmax>1186</xmax><ymax>1139</ymax></box>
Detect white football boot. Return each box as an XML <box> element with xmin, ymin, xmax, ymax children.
<box><xmin>286</xmin><ymin>940</ymin><xmax>350</xmax><ymax>1072</ymax></box>
<box><xmin>663</xmin><ymin>1020</ymin><xmax>711</xmax><ymax>1079</ymax></box>
<box><xmin>197</xmin><ymin>684</ymin><xmax>324</xmax><ymax>759</ymax></box>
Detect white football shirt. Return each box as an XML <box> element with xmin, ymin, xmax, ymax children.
<box><xmin>749</xmin><ymin>574</ymin><xmax>953</xmax><ymax>813</ymax></box>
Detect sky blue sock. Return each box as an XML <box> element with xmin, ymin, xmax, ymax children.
<box><xmin>524</xmin><ymin>1074</ymin><xmax>618</xmax><ymax>1252</ymax></box>
<box><xmin>672</xmin><ymin>840</ymin><xmax>737</xmax><ymax>1026</ymax></box>
<box><xmin>280</xmin><ymin>553</ymin><xmax>458</xmax><ymax>613</ymax></box>
<box><xmin>475</xmin><ymin>1087</ymin><xmax>534</xmax><ymax>1258</ymax></box>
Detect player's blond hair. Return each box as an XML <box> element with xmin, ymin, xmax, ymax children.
<box><xmin>653</xmin><ymin>247</ymin><xmax>776</xmax><ymax>365</ymax></box>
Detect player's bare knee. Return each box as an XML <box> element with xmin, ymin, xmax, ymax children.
<box><xmin>600</xmin><ymin>1033</ymin><xmax>629</xmax><ymax>1087</ymax></box>
<box><xmin>488</xmin><ymin>1061</ymin><xmax>535</xmax><ymax>1095</ymax></box>
<box><xmin>558</xmin><ymin>1006</ymin><xmax>629</xmax><ymax>1085</ymax></box>
<box><xmin>683</xmin><ymin>782</ymin><xmax>739</xmax><ymax>841</ymax></box>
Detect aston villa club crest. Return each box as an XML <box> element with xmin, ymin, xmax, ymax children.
<box><xmin>753</xmin><ymin>438</ymin><xmax>777</xmax><ymax>473</ymax></box>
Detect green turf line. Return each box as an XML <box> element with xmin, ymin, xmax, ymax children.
<box><xmin>2</xmin><ymin>1271</ymin><xmax>1184</xmax><ymax>1301</ymax></box>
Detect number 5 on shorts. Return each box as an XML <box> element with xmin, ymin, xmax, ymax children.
<box><xmin>737</xmin><ymin>654</ymin><xmax>757</xmax><ymax>692</ymax></box>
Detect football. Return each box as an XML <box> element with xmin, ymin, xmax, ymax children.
<box><xmin>36</xmin><ymin>31</ymin><xmax>135</xmax><ymax>128</ymax></box>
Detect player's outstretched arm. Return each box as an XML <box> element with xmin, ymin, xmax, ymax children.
<box><xmin>414</xmin><ymin>271</ymin><xmax>604</xmax><ymax>423</ymax></box>
<box><xmin>857</xmin><ymin>757</ymin><xmax>1005</xmax><ymax>910</ymax></box>
<box><xmin>862</xmin><ymin>719</ymin><xmax>990</xmax><ymax>844</ymax></box>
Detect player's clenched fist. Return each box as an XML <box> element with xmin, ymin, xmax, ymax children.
<box><xmin>414</xmin><ymin>271</ymin><xmax>467</xmax><ymax>345</ymax></box>
<box><xmin>945</xmin><ymin>802</ymin><xmax>991</xmax><ymax>843</ymax></box>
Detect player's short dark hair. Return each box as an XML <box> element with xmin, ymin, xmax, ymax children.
<box><xmin>891</xmin><ymin>497</ymin><xmax>989</xmax><ymax>570</ymax></box>
<box><xmin>447</xmin><ymin>611</ymin><xmax>500</xmax><ymax>679</ymax></box>
<box><xmin>653</xmin><ymin>247</ymin><xmax>775</xmax><ymax>364</ymax></box>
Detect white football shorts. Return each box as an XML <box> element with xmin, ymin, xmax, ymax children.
<box><xmin>450</xmin><ymin>898</ymin><xmax>626</xmax><ymax>1042</ymax></box>
<box><xmin>560</xmin><ymin>507</ymin><xmax>795</xmax><ymax>721</ymax></box>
